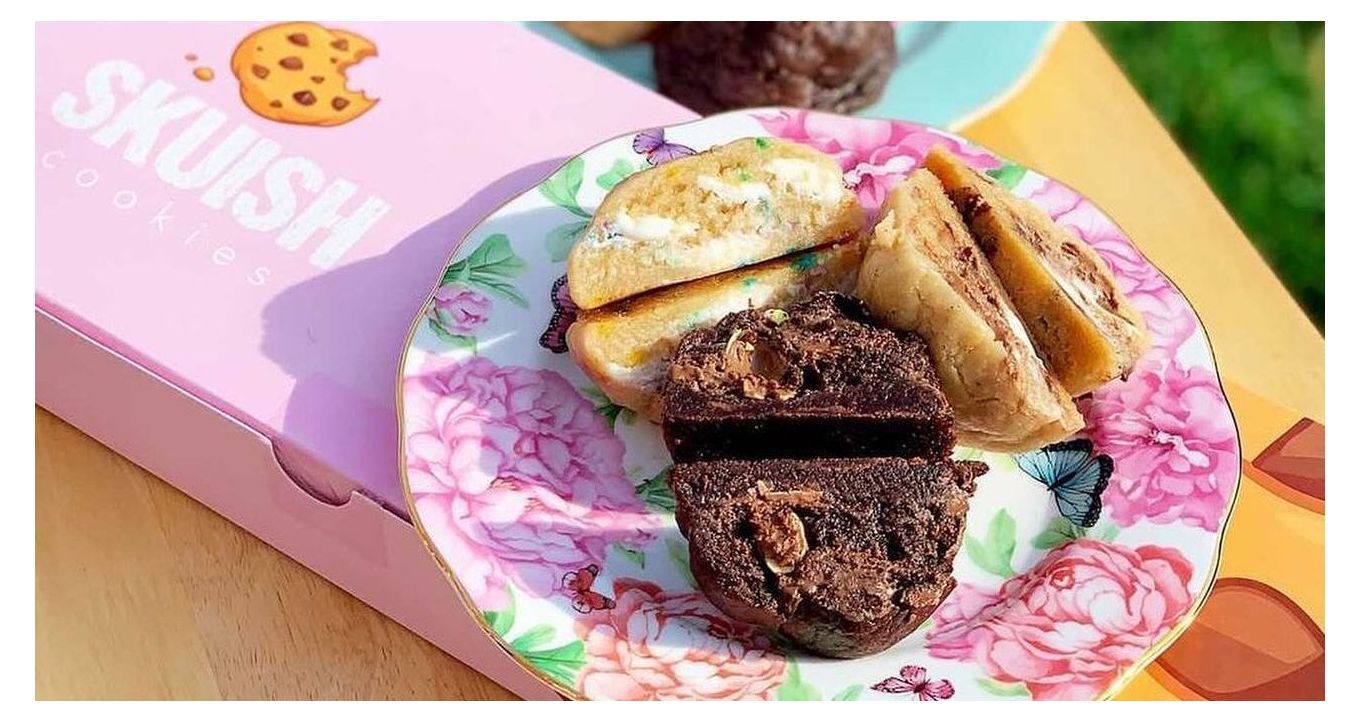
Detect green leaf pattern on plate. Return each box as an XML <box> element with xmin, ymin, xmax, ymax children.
<box><xmin>483</xmin><ymin>589</ymin><xmax>585</xmax><ymax>690</ymax></box>
<box><xmin>1032</xmin><ymin>517</ymin><xmax>1120</xmax><ymax>549</ymax></box>
<box><xmin>665</xmin><ymin>537</ymin><xmax>697</xmax><ymax>588</ymax></box>
<box><xmin>440</xmin><ymin>233</ymin><xmax>529</xmax><ymax>308</ymax></box>
<box><xmin>538</xmin><ymin>156</ymin><xmax>590</xmax><ymax>218</ymax></box>
<box><xmin>986</xmin><ymin>161</ymin><xmax>1028</xmax><ymax>190</ymax></box>
<box><xmin>482</xmin><ymin>590</ymin><xmax>516</xmax><ymax>637</ymax></box>
<box><xmin>596</xmin><ymin>157</ymin><xmax>641</xmax><ymax>191</ymax></box>
<box><xmin>976</xmin><ymin>676</ymin><xmax>1031</xmax><ymax>698</ymax></box>
<box><xmin>964</xmin><ymin>509</ymin><xmax>1017</xmax><ymax>577</ymax></box>
<box><xmin>546</xmin><ymin>220</ymin><xmax>588</xmax><ymax>263</ymax></box>
<box><xmin>775</xmin><ymin>659</ymin><xmax>821</xmax><ymax>701</ymax></box>
<box><xmin>613</xmin><ymin>543</ymin><xmax>646</xmax><ymax>569</ymax></box>
<box><xmin>426</xmin><ymin>319</ymin><xmax>477</xmax><ymax>353</ymax></box>
<box><xmin>831</xmin><ymin>684</ymin><xmax>865</xmax><ymax>701</ymax></box>
<box><xmin>517</xmin><ymin>640</ymin><xmax>586</xmax><ymax>690</ymax></box>
<box><xmin>634</xmin><ymin>467</ymin><xmax>676</xmax><ymax>514</ymax></box>
<box><xmin>580</xmin><ymin>385</ymin><xmax>634</xmax><ymax>430</ymax></box>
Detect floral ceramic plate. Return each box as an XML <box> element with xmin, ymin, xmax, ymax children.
<box><xmin>398</xmin><ymin>109</ymin><xmax>1241</xmax><ymax>701</ymax></box>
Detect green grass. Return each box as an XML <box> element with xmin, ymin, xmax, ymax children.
<box><xmin>1092</xmin><ymin>22</ymin><xmax>1324</xmax><ymax>330</ymax></box>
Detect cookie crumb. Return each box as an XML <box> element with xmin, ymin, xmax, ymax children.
<box><xmin>192</xmin><ymin>67</ymin><xmax>215</xmax><ymax>82</ymax></box>
<box><xmin>184</xmin><ymin>53</ymin><xmax>198</xmax><ymax>62</ymax></box>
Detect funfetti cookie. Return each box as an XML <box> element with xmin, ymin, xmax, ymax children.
<box><xmin>231</xmin><ymin>22</ymin><xmax>377</xmax><ymax>127</ymax></box>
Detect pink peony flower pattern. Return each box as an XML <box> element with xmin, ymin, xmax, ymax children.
<box><xmin>1026</xmin><ymin>180</ymin><xmax>1198</xmax><ymax>358</ymax></box>
<box><xmin>575</xmin><ymin>578</ymin><xmax>787</xmax><ymax>700</ymax></box>
<box><xmin>756</xmin><ymin>109</ymin><xmax>1001</xmax><ymax>212</ymax></box>
<box><xmin>927</xmin><ymin>539</ymin><xmax>1195</xmax><ymax>701</ymax></box>
<box><xmin>1080</xmin><ymin>358</ymin><xmax>1238</xmax><ymax>531</ymax></box>
<box><xmin>405</xmin><ymin>357</ymin><xmax>656</xmax><ymax>609</ymax></box>
<box><xmin>428</xmin><ymin>284</ymin><xmax>491</xmax><ymax>336</ymax></box>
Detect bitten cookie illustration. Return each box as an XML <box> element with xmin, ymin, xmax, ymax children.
<box><xmin>231</xmin><ymin>22</ymin><xmax>377</xmax><ymax>127</ymax></box>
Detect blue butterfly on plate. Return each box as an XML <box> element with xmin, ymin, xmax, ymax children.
<box><xmin>1016</xmin><ymin>438</ymin><xmax>1112</xmax><ymax>528</ymax></box>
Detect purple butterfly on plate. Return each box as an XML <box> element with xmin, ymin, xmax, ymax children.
<box><xmin>871</xmin><ymin>665</ymin><xmax>955</xmax><ymax>701</ymax></box>
<box><xmin>539</xmin><ymin>274</ymin><xmax>578</xmax><ymax>353</ymax></box>
<box><xmin>633</xmin><ymin>128</ymin><xmax>695</xmax><ymax>166</ymax></box>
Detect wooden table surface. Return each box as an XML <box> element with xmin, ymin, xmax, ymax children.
<box><xmin>35</xmin><ymin>23</ymin><xmax>1324</xmax><ymax>700</ymax></box>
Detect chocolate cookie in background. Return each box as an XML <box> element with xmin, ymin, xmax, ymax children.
<box><xmin>653</xmin><ymin>22</ymin><xmax>897</xmax><ymax>114</ymax></box>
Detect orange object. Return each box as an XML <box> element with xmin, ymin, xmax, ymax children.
<box><xmin>1121</xmin><ymin>380</ymin><xmax>1324</xmax><ymax>700</ymax></box>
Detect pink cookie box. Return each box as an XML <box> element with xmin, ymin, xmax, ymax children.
<box><xmin>35</xmin><ymin>21</ymin><xmax>694</xmax><ymax>699</ymax></box>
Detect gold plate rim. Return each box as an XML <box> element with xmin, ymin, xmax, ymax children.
<box><xmin>393</xmin><ymin>107</ymin><xmax>1245</xmax><ymax>702</ymax></box>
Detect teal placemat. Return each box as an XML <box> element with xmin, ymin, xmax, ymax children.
<box><xmin>525</xmin><ymin>22</ymin><xmax>1057</xmax><ymax>128</ymax></box>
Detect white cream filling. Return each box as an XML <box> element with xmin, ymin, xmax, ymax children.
<box><xmin>609</xmin><ymin>283</ymin><xmax>794</xmax><ymax>387</ymax></box>
<box><xmin>1040</xmin><ymin>253</ymin><xmax>1106</xmax><ymax>315</ymax></box>
<box><xmin>764</xmin><ymin>158</ymin><xmax>846</xmax><ymax>202</ymax></box>
<box><xmin>613</xmin><ymin>212</ymin><xmax>696</xmax><ymax>243</ymax></box>
<box><xmin>657</xmin><ymin>232</ymin><xmax>762</xmax><ymax>267</ymax></box>
<box><xmin>696</xmin><ymin>174</ymin><xmax>772</xmax><ymax>205</ymax></box>
<box><xmin>605</xmin><ymin>357</ymin><xmax>669</xmax><ymax>391</ymax></box>
<box><xmin>1000</xmin><ymin>298</ymin><xmax>1038</xmax><ymax>354</ymax></box>
<box><xmin>690</xmin><ymin>284</ymin><xmax>783</xmax><ymax>327</ymax></box>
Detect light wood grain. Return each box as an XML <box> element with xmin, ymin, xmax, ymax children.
<box><xmin>35</xmin><ymin>22</ymin><xmax>1323</xmax><ymax>700</ymax></box>
<box><xmin>35</xmin><ymin>409</ymin><xmax>515</xmax><ymax>700</ymax></box>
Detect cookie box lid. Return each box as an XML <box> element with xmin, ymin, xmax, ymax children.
<box><xmin>35</xmin><ymin>21</ymin><xmax>694</xmax><ymax>513</ymax></box>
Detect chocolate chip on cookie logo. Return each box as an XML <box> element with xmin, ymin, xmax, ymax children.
<box><xmin>231</xmin><ymin>22</ymin><xmax>378</xmax><ymax>127</ymax></box>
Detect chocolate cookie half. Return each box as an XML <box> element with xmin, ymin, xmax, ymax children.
<box><xmin>671</xmin><ymin>456</ymin><xmax>986</xmax><ymax>658</ymax></box>
<box><xmin>661</xmin><ymin>291</ymin><xmax>955</xmax><ymax>462</ymax></box>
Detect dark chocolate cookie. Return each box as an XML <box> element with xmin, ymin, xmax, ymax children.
<box><xmin>671</xmin><ymin>456</ymin><xmax>986</xmax><ymax>658</ymax></box>
<box><xmin>653</xmin><ymin>21</ymin><xmax>897</xmax><ymax>114</ymax></box>
<box><xmin>661</xmin><ymin>291</ymin><xmax>955</xmax><ymax>463</ymax></box>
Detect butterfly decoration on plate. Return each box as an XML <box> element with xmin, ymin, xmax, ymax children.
<box><xmin>562</xmin><ymin>564</ymin><xmax>614</xmax><ymax>614</ymax></box>
<box><xmin>871</xmin><ymin>665</ymin><xmax>955</xmax><ymax>701</ymax></box>
<box><xmin>1016</xmin><ymin>438</ymin><xmax>1113</xmax><ymax>528</ymax></box>
<box><xmin>633</xmin><ymin>128</ymin><xmax>695</xmax><ymax>166</ymax></box>
<box><xmin>539</xmin><ymin>274</ymin><xmax>578</xmax><ymax>354</ymax></box>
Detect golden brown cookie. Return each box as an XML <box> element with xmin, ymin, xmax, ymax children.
<box><xmin>924</xmin><ymin>146</ymin><xmax>1147</xmax><ymax>396</ymax></box>
<box><xmin>231</xmin><ymin>22</ymin><xmax>377</xmax><ymax>127</ymax></box>
<box><xmin>857</xmin><ymin>170</ymin><xmax>1082</xmax><ymax>452</ymax></box>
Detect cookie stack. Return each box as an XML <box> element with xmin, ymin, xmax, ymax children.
<box><xmin>661</xmin><ymin>291</ymin><xmax>988</xmax><ymax>658</ymax></box>
<box><xmin>566</xmin><ymin>137</ymin><xmax>865</xmax><ymax>421</ymax></box>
